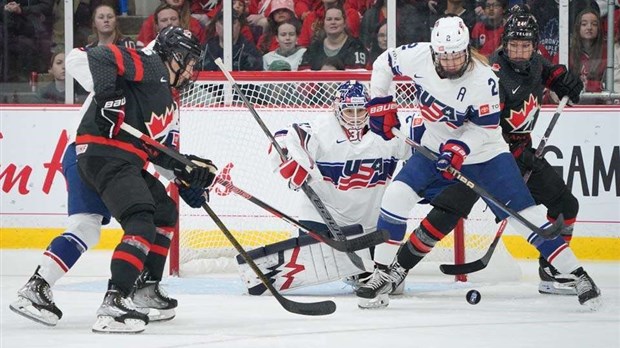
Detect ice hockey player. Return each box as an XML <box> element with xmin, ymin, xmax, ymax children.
<box><xmin>9</xmin><ymin>26</ymin><xmax>217</xmax><ymax>334</ymax></box>
<box><xmin>356</xmin><ymin>15</ymin><xmax>601</xmax><ymax>310</ymax></box>
<box><xmin>237</xmin><ymin>81</ymin><xmax>410</xmax><ymax>295</ymax></box>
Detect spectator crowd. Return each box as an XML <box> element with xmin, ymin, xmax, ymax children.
<box><xmin>1</xmin><ymin>0</ymin><xmax>619</xmax><ymax>103</ymax></box>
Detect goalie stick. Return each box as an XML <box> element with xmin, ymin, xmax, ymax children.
<box><xmin>391</xmin><ymin>127</ymin><xmax>564</xmax><ymax>239</ymax></box>
<box><xmin>215</xmin><ymin>177</ymin><xmax>390</xmax><ymax>253</ymax></box>
<box><xmin>119</xmin><ymin>122</ymin><xmax>336</xmax><ymax>316</ymax></box>
<box><xmin>439</xmin><ymin>96</ymin><xmax>570</xmax><ymax>275</ymax></box>
<box><xmin>214</xmin><ymin>58</ymin><xmax>373</xmax><ymax>272</ymax></box>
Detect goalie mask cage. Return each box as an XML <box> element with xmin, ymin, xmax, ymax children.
<box><xmin>171</xmin><ymin>71</ymin><xmax>521</xmax><ymax>283</ymax></box>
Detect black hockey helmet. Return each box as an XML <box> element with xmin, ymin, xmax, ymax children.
<box><xmin>154</xmin><ymin>26</ymin><xmax>202</xmax><ymax>89</ymax></box>
<box><xmin>502</xmin><ymin>5</ymin><xmax>539</xmax><ymax>47</ymax></box>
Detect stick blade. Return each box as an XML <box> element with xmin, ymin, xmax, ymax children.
<box><xmin>440</xmin><ymin>259</ymin><xmax>487</xmax><ymax>275</ymax></box>
<box><xmin>277</xmin><ymin>295</ymin><xmax>336</xmax><ymax>316</ymax></box>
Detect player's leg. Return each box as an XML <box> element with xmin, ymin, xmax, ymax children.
<box><xmin>78</xmin><ymin>156</ymin><xmax>153</xmax><ymax>333</ymax></box>
<box><xmin>132</xmin><ymin>171</ymin><xmax>178</xmax><ymax>322</ymax></box>
<box><xmin>357</xmin><ymin>153</ymin><xmax>432</xmax><ymax>308</ymax></box>
<box><xmin>520</xmin><ymin>152</ymin><xmax>579</xmax><ymax>295</ymax></box>
<box><xmin>470</xmin><ymin>153</ymin><xmax>600</xmax><ymax>309</ymax></box>
<box><xmin>10</xmin><ymin>143</ymin><xmax>111</xmax><ymax>326</ymax></box>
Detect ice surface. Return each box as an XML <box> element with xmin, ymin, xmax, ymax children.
<box><xmin>1</xmin><ymin>250</ymin><xmax>618</xmax><ymax>348</ymax></box>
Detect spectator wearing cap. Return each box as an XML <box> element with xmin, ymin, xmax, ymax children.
<box><xmin>470</xmin><ymin>0</ymin><xmax>506</xmax><ymax>57</ymax></box>
<box><xmin>297</xmin><ymin>0</ymin><xmax>361</xmax><ymax>47</ymax></box>
<box><xmin>136</xmin><ymin>0</ymin><xmax>205</xmax><ymax>47</ymax></box>
<box><xmin>257</xmin><ymin>0</ymin><xmax>297</xmax><ymax>53</ymax></box>
<box><xmin>263</xmin><ymin>19</ymin><xmax>307</xmax><ymax>71</ymax></box>
<box><xmin>268</xmin><ymin>60</ymin><xmax>292</xmax><ymax>71</ymax></box>
<box><xmin>299</xmin><ymin>6</ymin><xmax>368</xmax><ymax>70</ymax></box>
<box><xmin>199</xmin><ymin>10</ymin><xmax>263</xmax><ymax>71</ymax></box>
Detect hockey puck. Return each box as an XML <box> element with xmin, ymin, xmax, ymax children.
<box><xmin>466</xmin><ymin>290</ymin><xmax>481</xmax><ymax>305</ymax></box>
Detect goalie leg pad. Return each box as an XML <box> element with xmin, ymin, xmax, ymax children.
<box><xmin>237</xmin><ymin>232</ymin><xmax>371</xmax><ymax>295</ymax></box>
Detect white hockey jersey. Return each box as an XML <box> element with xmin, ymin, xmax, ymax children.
<box><xmin>274</xmin><ymin>113</ymin><xmax>411</xmax><ymax>233</ymax></box>
<box><xmin>371</xmin><ymin>43</ymin><xmax>509</xmax><ymax>164</ymax></box>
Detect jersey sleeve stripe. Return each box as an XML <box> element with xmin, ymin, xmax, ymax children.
<box><xmin>108</xmin><ymin>44</ymin><xmax>126</xmax><ymax>76</ymax></box>
<box><xmin>75</xmin><ymin>134</ymin><xmax>148</xmax><ymax>163</ymax></box>
<box><xmin>127</xmin><ymin>48</ymin><xmax>144</xmax><ymax>81</ymax></box>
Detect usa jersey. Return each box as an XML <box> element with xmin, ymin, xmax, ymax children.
<box><xmin>371</xmin><ymin>43</ymin><xmax>508</xmax><ymax>164</ymax></box>
<box><xmin>276</xmin><ymin>114</ymin><xmax>410</xmax><ymax>233</ymax></box>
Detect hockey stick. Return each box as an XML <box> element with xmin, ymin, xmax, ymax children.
<box><xmin>523</xmin><ymin>95</ymin><xmax>569</xmax><ymax>182</ymax></box>
<box><xmin>119</xmin><ymin>122</ymin><xmax>336</xmax><ymax>316</ymax></box>
<box><xmin>391</xmin><ymin>128</ymin><xmax>563</xmax><ymax>239</ymax></box>
<box><xmin>215</xmin><ymin>177</ymin><xmax>390</xmax><ymax>253</ymax></box>
<box><xmin>214</xmin><ymin>58</ymin><xmax>372</xmax><ymax>272</ymax></box>
<box><xmin>439</xmin><ymin>96</ymin><xmax>570</xmax><ymax>275</ymax></box>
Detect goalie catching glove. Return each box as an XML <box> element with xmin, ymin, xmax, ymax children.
<box><xmin>94</xmin><ymin>92</ymin><xmax>126</xmax><ymax>138</ymax></box>
<box><xmin>436</xmin><ymin>140</ymin><xmax>470</xmax><ymax>180</ymax></box>
<box><xmin>366</xmin><ymin>96</ymin><xmax>400</xmax><ymax>140</ymax></box>
<box><xmin>173</xmin><ymin>154</ymin><xmax>217</xmax><ymax>189</ymax></box>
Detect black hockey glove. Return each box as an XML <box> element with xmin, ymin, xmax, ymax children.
<box><xmin>177</xmin><ymin>184</ymin><xmax>208</xmax><ymax>208</ymax></box>
<box><xmin>94</xmin><ymin>92</ymin><xmax>126</xmax><ymax>138</ymax></box>
<box><xmin>174</xmin><ymin>154</ymin><xmax>217</xmax><ymax>189</ymax></box>
<box><xmin>548</xmin><ymin>65</ymin><xmax>583</xmax><ymax>104</ymax></box>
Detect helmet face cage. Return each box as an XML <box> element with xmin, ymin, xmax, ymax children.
<box><xmin>502</xmin><ymin>6</ymin><xmax>538</xmax><ymax>71</ymax></box>
<box><xmin>155</xmin><ymin>26</ymin><xmax>203</xmax><ymax>90</ymax></box>
<box><xmin>430</xmin><ymin>17</ymin><xmax>471</xmax><ymax>79</ymax></box>
<box><xmin>334</xmin><ymin>80</ymin><xmax>370</xmax><ymax>143</ymax></box>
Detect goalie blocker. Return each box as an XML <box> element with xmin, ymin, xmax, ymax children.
<box><xmin>237</xmin><ymin>226</ymin><xmax>371</xmax><ymax>295</ymax></box>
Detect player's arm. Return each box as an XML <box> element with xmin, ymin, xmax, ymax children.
<box><xmin>66</xmin><ymin>48</ymin><xmax>94</xmax><ymax>92</ymax></box>
<box><xmin>540</xmin><ymin>55</ymin><xmax>583</xmax><ymax>104</ymax></box>
<box><xmin>367</xmin><ymin>48</ymin><xmax>402</xmax><ymax>140</ymax></box>
<box><xmin>268</xmin><ymin>123</ymin><xmax>321</xmax><ymax>191</ymax></box>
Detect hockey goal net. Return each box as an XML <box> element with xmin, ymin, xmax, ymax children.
<box><xmin>171</xmin><ymin>71</ymin><xmax>521</xmax><ymax>282</ymax></box>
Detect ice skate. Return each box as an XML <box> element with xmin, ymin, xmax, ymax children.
<box><xmin>92</xmin><ymin>284</ymin><xmax>149</xmax><ymax>334</ymax></box>
<box><xmin>572</xmin><ymin>268</ymin><xmax>602</xmax><ymax>311</ymax></box>
<box><xmin>388</xmin><ymin>262</ymin><xmax>408</xmax><ymax>296</ymax></box>
<box><xmin>132</xmin><ymin>279</ymin><xmax>177</xmax><ymax>322</ymax></box>
<box><xmin>357</xmin><ymin>262</ymin><xmax>407</xmax><ymax>309</ymax></box>
<box><xmin>9</xmin><ymin>273</ymin><xmax>63</xmax><ymax>326</ymax></box>
<box><xmin>343</xmin><ymin>272</ymin><xmax>373</xmax><ymax>291</ymax></box>
<box><xmin>538</xmin><ymin>257</ymin><xmax>577</xmax><ymax>296</ymax></box>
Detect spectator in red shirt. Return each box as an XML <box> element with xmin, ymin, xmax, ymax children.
<box><xmin>470</xmin><ymin>0</ymin><xmax>506</xmax><ymax>57</ymax></box>
<box><xmin>256</xmin><ymin>0</ymin><xmax>297</xmax><ymax>53</ymax></box>
<box><xmin>136</xmin><ymin>0</ymin><xmax>205</xmax><ymax>47</ymax></box>
<box><xmin>569</xmin><ymin>8</ymin><xmax>607</xmax><ymax>92</ymax></box>
<box><xmin>298</xmin><ymin>0</ymin><xmax>361</xmax><ymax>47</ymax></box>
<box><xmin>153</xmin><ymin>4</ymin><xmax>181</xmax><ymax>33</ymax></box>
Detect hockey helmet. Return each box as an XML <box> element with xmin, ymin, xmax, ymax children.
<box><xmin>502</xmin><ymin>5</ymin><xmax>539</xmax><ymax>71</ymax></box>
<box><xmin>334</xmin><ymin>80</ymin><xmax>370</xmax><ymax>143</ymax></box>
<box><xmin>430</xmin><ymin>16</ymin><xmax>471</xmax><ymax>79</ymax></box>
<box><xmin>154</xmin><ymin>26</ymin><xmax>202</xmax><ymax>89</ymax></box>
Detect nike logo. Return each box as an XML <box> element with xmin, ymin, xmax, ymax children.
<box><xmin>512</xmin><ymin>86</ymin><xmax>520</xmax><ymax>94</ymax></box>
<box><xmin>161</xmin><ymin>77</ymin><xmax>167</xmax><ymax>83</ymax></box>
<box><xmin>336</xmin><ymin>139</ymin><xmax>347</xmax><ymax>144</ymax></box>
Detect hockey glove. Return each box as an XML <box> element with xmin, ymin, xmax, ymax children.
<box><xmin>177</xmin><ymin>184</ymin><xmax>208</xmax><ymax>208</ymax></box>
<box><xmin>278</xmin><ymin>158</ymin><xmax>309</xmax><ymax>191</ymax></box>
<box><xmin>366</xmin><ymin>96</ymin><xmax>400</xmax><ymax>140</ymax></box>
<box><xmin>436</xmin><ymin>140</ymin><xmax>470</xmax><ymax>180</ymax></box>
<box><xmin>94</xmin><ymin>92</ymin><xmax>126</xmax><ymax>138</ymax></box>
<box><xmin>547</xmin><ymin>65</ymin><xmax>583</xmax><ymax>104</ymax></box>
<box><xmin>174</xmin><ymin>154</ymin><xmax>217</xmax><ymax>189</ymax></box>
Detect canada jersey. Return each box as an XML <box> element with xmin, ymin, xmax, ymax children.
<box><xmin>371</xmin><ymin>43</ymin><xmax>508</xmax><ymax>164</ymax></box>
<box><xmin>490</xmin><ymin>51</ymin><xmax>548</xmax><ymax>137</ymax></box>
<box><xmin>72</xmin><ymin>44</ymin><xmax>179</xmax><ymax>166</ymax></box>
<box><xmin>281</xmin><ymin>114</ymin><xmax>410</xmax><ymax>233</ymax></box>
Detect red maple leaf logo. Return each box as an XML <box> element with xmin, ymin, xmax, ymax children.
<box><xmin>281</xmin><ymin>247</ymin><xmax>305</xmax><ymax>290</ymax></box>
<box><xmin>506</xmin><ymin>94</ymin><xmax>539</xmax><ymax>131</ymax></box>
<box><xmin>145</xmin><ymin>106</ymin><xmax>176</xmax><ymax>140</ymax></box>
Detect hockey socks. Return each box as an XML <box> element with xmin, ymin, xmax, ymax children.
<box><xmin>143</xmin><ymin>227</ymin><xmax>174</xmax><ymax>282</ymax></box>
<box><xmin>38</xmin><ymin>233</ymin><xmax>87</xmax><ymax>286</ymax></box>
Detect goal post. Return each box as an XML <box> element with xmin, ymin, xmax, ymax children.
<box><xmin>170</xmin><ymin>71</ymin><xmax>521</xmax><ymax>283</ymax></box>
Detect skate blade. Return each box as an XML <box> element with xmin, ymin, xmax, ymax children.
<box><xmin>358</xmin><ymin>294</ymin><xmax>389</xmax><ymax>309</ymax></box>
<box><xmin>146</xmin><ymin>308</ymin><xmax>176</xmax><ymax>322</ymax></box>
<box><xmin>9</xmin><ymin>297</ymin><xmax>59</xmax><ymax>327</ymax></box>
<box><xmin>92</xmin><ymin>316</ymin><xmax>146</xmax><ymax>334</ymax></box>
<box><xmin>538</xmin><ymin>281</ymin><xmax>577</xmax><ymax>296</ymax></box>
<box><xmin>582</xmin><ymin>296</ymin><xmax>603</xmax><ymax>311</ymax></box>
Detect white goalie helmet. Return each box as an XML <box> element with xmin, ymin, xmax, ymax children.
<box><xmin>430</xmin><ymin>16</ymin><xmax>471</xmax><ymax>79</ymax></box>
<box><xmin>333</xmin><ymin>80</ymin><xmax>370</xmax><ymax>143</ymax></box>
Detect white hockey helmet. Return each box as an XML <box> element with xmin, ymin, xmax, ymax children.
<box><xmin>333</xmin><ymin>80</ymin><xmax>370</xmax><ymax>143</ymax></box>
<box><xmin>430</xmin><ymin>16</ymin><xmax>471</xmax><ymax>79</ymax></box>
